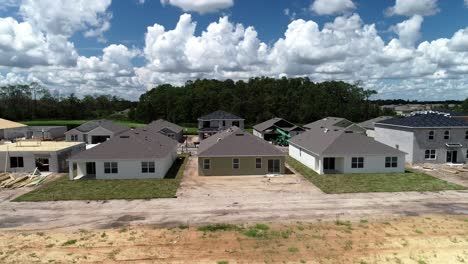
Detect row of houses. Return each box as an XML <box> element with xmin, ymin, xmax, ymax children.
<box><xmin>1</xmin><ymin>109</ymin><xmax>467</xmax><ymax>180</ymax></box>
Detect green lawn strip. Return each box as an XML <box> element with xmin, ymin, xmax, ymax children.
<box><xmin>286</xmin><ymin>156</ymin><xmax>467</xmax><ymax>194</ymax></box>
<box><xmin>14</xmin><ymin>155</ymin><xmax>188</xmax><ymax>202</ymax></box>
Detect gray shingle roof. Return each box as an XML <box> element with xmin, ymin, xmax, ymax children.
<box><xmin>70</xmin><ymin>129</ymin><xmax>177</xmax><ymax>160</ymax></box>
<box><xmin>146</xmin><ymin>119</ymin><xmax>182</xmax><ymax>134</ymax></box>
<box><xmin>375</xmin><ymin>112</ymin><xmax>468</xmax><ymax>128</ymax></box>
<box><xmin>198</xmin><ymin>110</ymin><xmax>243</xmax><ymax>120</ymax></box>
<box><xmin>304</xmin><ymin>117</ymin><xmax>365</xmax><ymax>133</ymax></box>
<box><xmin>358</xmin><ymin>116</ymin><xmax>394</xmax><ymax>130</ymax></box>
<box><xmin>290</xmin><ymin>127</ymin><xmax>405</xmax><ymax>156</ymax></box>
<box><xmin>73</xmin><ymin>119</ymin><xmax>129</xmax><ymax>134</ymax></box>
<box><xmin>253</xmin><ymin>117</ymin><xmax>304</xmax><ymax>132</ymax></box>
<box><xmin>198</xmin><ymin>126</ymin><xmax>285</xmax><ymax>157</ymax></box>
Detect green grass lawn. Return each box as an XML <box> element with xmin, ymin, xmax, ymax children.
<box><xmin>14</xmin><ymin>155</ymin><xmax>188</xmax><ymax>202</ymax></box>
<box><xmin>286</xmin><ymin>156</ymin><xmax>467</xmax><ymax>194</ymax></box>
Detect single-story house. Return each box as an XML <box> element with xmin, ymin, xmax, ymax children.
<box><xmin>198</xmin><ymin>126</ymin><xmax>286</xmax><ymax>176</ymax></box>
<box><xmin>145</xmin><ymin>119</ymin><xmax>184</xmax><ymax>142</ymax></box>
<box><xmin>0</xmin><ymin>118</ymin><xmax>28</xmax><ymax>140</ymax></box>
<box><xmin>304</xmin><ymin>117</ymin><xmax>366</xmax><ymax>134</ymax></box>
<box><xmin>68</xmin><ymin>128</ymin><xmax>178</xmax><ymax>180</ymax></box>
<box><xmin>358</xmin><ymin>116</ymin><xmax>394</xmax><ymax>137</ymax></box>
<box><xmin>253</xmin><ymin>117</ymin><xmax>305</xmax><ymax>143</ymax></box>
<box><xmin>0</xmin><ymin>141</ymin><xmax>85</xmax><ymax>173</ymax></box>
<box><xmin>65</xmin><ymin>119</ymin><xmax>129</xmax><ymax>144</ymax></box>
<box><xmin>289</xmin><ymin>126</ymin><xmax>406</xmax><ymax>174</ymax></box>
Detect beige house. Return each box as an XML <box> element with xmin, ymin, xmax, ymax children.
<box><xmin>198</xmin><ymin>127</ymin><xmax>285</xmax><ymax>176</ymax></box>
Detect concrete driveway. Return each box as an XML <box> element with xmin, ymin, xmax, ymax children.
<box><xmin>0</xmin><ymin>157</ymin><xmax>468</xmax><ymax>231</ymax></box>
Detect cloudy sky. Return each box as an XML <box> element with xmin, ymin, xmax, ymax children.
<box><xmin>0</xmin><ymin>0</ymin><xmax>468</xmax><ymax>100</ymax></box>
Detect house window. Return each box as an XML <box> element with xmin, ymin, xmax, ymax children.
<box><xmin>424</xmin><ymin>150</ymin><xmax>436</xmax><ymax>160</ymax></box>
<box><xmin>10</xmin><ymin>157</ymin><xmax>24</xmax><ymax>168</ymax></box>
<box><xmin>428</xmin><ymin>130</ymin><xmax>434</xmax><ymax>140</ymax></box>
<box><xmin>203</xmin><ymin>159</ymin><xmax>210</xmax><ymax>170</ymax></box>
<box><xmin>71</xmin><ymin>135</ymin><xmax>78</xmax><ymax>141</ymax></box>
<box><xmin>466</xmin><ymin>150</ymin><xmax>468</xmax><ymax>159</ymax></box>
<box><xmin>465</xmin><ymin>130</ymin><xmax>468</xmax><ymax>140</ymax></box>
<box><xmin>444</xmin><ymin>130</ymin><xmax>450</xmax><ymax>140</ymax></box>
<box><xmin>141</xmin><ymin>162</ymin><xmax>155</xmax><ymax>173</ymax></box>
<box><xmin>385</xmin><ymin>157</ymin><xmax>398</xmax><ymax>168</ymax></box>
<box><xmin>233</xmin><ymin>158</ymin><xmax>240</xmax><ymax>169</ymax></box>
<box><xmin>104</xmin><ymin>162</ymin><xmax>118</xmax><ymax>174</ymax></box>
<box><xmin>255</xmin><ymin>158</ymin><xmax>262</xmax><ymax>169</ymax></box>
<box><xmin>351</xmin><ymin>157</ymin><xmax>364</xmax><ymax>168</ymax></box>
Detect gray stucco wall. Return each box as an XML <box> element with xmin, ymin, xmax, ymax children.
<box><xmin>375</xmin><ymin>125</ymin><xmax>468</xmax><ymax>164</ymax></box>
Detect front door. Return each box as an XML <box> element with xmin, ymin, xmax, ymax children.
<box><xmin>86</xmin><ymin>162</ymin><xmax>96</xmax><ymax>175</ymax></box>
<box><xmin>268</xmin><ymin>159</ymin><xmax>281</xmax><ymax>174</ymax></box>
<box><xmin>446</xmin><ymin>150</ymin><xmax>458</xmax><ymax>163</ymax></box>
<box><xmin>323</xmin><ymin>158</ymin><xmax>335</xmax><ymax>170</ymax></box>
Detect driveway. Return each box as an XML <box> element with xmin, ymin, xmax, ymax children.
<box><xmin>0</xmin><ymin>157</ymin><xmax>468</xmax><ymax>231</ymax></box>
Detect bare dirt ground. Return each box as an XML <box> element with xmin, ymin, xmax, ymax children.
<box><xmin>0</xmin><ymin>157</ymin><xmax>468</xmax><ymax>233</ymax></box>
<box><xmin>0</xmin><ymin>214</ymin><xmax>467</xmax><ymax>263</ymax></box>
<box><xmin>418</xmin><ymin>165</ymin><xmax>468</xmax><ymax>188</ymax></box>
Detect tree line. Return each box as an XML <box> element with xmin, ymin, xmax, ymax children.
<box><xmin>134</xmin><ymin>78</ymin><xmax>394</xmax><ymax>125</ymax></box>
<box><xmin>0</xmin><ymin>84</ymin><xmax>135</xmax><ymax>121</ymax></box>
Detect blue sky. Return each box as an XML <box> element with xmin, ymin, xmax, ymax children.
<box><xmin>0</xmin><ymin>0</ymin><xmax>468</xmax><ymax>100</ymax></box>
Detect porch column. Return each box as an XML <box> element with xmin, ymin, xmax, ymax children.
<box><xmin>68</xmin><ymin>162</ymin><xmax>74</xmax><ymax>180</ymax></box>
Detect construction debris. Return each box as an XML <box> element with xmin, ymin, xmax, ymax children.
<box><xmin>0</xmin><ymin>169</ymin><xmax>50</xmax><ymax>189</ymax></box>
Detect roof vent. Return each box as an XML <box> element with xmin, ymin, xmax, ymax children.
<box><xmin>323</xmin><ymin>128</ymin><xmax>329</xmax><ymax>133</ymax></box>
<box><xmin>120</xmin><ymin>135</ymin><xmax>130</xmax><ymax>138</ymax></box>
<box><xmin>217</xmin><ymin>138</ymin><xmax>222</xmax><ymax>142</ymax></box>
<box><xmin>235</xmin><ymin>133</ymin><xmax>244</xmax><ymax>136</ymax></box>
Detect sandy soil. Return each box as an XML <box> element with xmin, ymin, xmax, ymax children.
<box><xmin>0</xmin><ymin>214</ymin><xmax>467</xmax><ymax>263</ymax></box>
<box><xmin>0</xmin><ymin>157</ymin><xmax>468</xmax><ymax>232</ymax></box>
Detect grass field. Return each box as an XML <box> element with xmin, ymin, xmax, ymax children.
<box><xmin>287</xmin><ymin>156</ymin><xmax>467</xmax><ymax>194</ymax></box>
<box><xmin>14</xmin><ymin>155</ymin><xmax>188</xmax><ymax>202</ymax></box>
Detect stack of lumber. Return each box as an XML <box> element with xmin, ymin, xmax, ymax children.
<box><xmin>0</xmin><ymin>171</ymin><xmax>49</xmax><ymax>189</ymax></box>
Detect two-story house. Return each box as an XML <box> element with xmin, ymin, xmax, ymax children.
<box><xmin>197</xmin><ymin>110</ymin><xmax>244</xmax><ymax>140</ymax></box>
<box><xmin>375</xmin><ymin>112</ymin><xmax>468</xmax><ymax>165</ymax></box>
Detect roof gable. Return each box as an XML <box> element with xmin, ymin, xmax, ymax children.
<box><xmin>253</xmin><ymin>117</ymin><xmax>298</xmax><ymax>132</ymax></box>
<box><xmin>146</xmin><ymin>119</ymin><xmax>182</xmax><ymax>133</ymax></box>
<box><xmin>74</xmin><ymin>120</ymin><xmax>129</xmax><ymax>133</ymax></box>
<box><xmin>376</xmin><ymin>112</ymin><xmax>468</xmax><ymax>128</ymax></box>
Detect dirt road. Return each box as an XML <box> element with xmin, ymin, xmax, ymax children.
<box><xmin>1</xmin><ymin>215</ymin><xmax>467</xmax><ymax>263</ymax></box>
<box><xmin>1</xmin><ymin>157</ymin><xmax>468</xmax><ymax>231</ymax></box>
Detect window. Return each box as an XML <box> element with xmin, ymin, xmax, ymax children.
<box><xmin>424</xmin><ymin>149</ymin><xmax>436</xmax><ymax>160</ymax></box>
<box><xmin>10</xmin><ymin>157</ymin><xmax>24</xmax><ymax>168</ymax></box>
<box><xmin>233</xmin><ymin>158</ymin><xmax>240</xmax><ymax>169</ymax></box>
<box><xmin>71</xmin><ymin>134</ymin><xmax>78</xmax><ymax>141</ymax></box>
<box><xmin>465</xmin><ymin>130</ymin><xmax>468</xmax><ymax>140</ymax></box>
<box><xmin>203</xmin><ymin>159</ymin><xmax>210</xmax><ymax>170</ymax></box>
<box><xmin>385</xmin><ymin>157</ymin><xmax>398</xmax><ymax>168</ymax></box>
<box><xmin>466</xmin><ymin>150</ymin><xmax>468</xmax><ymax>159</ymax></box>
<box><xmin>255</xmin><ymin>158</ymin><xmax>262</xmax><ymax>169</ymax></box>
<box><xmin>351</xmin><ymin>157</ymin><xmax>364</xmax><ymax>168</ymax></box>
<box><xmin>141</xmin><ymin>162</ymin><xmax>155</xmax><ymax>173</ymax></box>
<box><xmin>104</xmin><ymin>162</ymin><xmax>118</xmax><ymax>174</ymax></box>
<box><xmin>428</xmin><ymin>130</ymin><xmax>434</xmax><ymax>140</ymax></box>
<box><xmin>444</xmin><ymin>130</ymin><xmax>450</xmax><ymax>140</ymax></box>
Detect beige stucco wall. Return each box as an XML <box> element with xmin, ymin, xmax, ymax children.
<box><xmin>198</xmin><ymin>156</ymin><xmax>285</xmax><ymax>176</ymax></box>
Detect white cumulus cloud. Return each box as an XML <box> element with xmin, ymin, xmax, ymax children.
<box><xmin>386</xmin><ymin>0</ymin><xmax>439</xmax><ymax>16</ymax></box>
<box><xmin>310</xmin><ymin>0</ymin><xmax>356</xmax><ymax>15</ymax></box>
<box><xmin>160</xmin><ymin>0</ymin><xmax>234</xmax><ymax>14</ymax></box>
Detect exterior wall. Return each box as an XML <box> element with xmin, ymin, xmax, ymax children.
<box><xmin>412</xmin><ymin>128</ymin><xmax>468</xmax><ymax>164</ymax></box>
<box><xmin>341</xmin><ymin>155</ymin><xmax>405</xmax><ymax>174</ymax></box>
<box><xmin>198</xmin><ymin>156</ymin><xmax>285</xmax><ymax>176</ymax></box>
<box><xmin>375</xmin><ymin>126</ymin><xmax>414</xmax><ymax>164</ymax></box>
<box><xmin>31</xmin><ymin>126</ymin><xmax>67</xmax><ymax>140</ymax></box>
<box><xmin>289</xmin><ymin>144</ymin><xmax>322</xmax><ymax>174</ymax></box>
<box><xmin>0</xmin><ymin>144</ymin><xmax>85</xmax><ymax>173</ymax></box>
<box><xmin>376</xmin><ymin>125</ymin><xmax>468</xmax><ymax>164</ymax></box>
<box><xmin>65</xmin><ymin>129</ymin><xmax>85</xmax><ymax>142</ymax></box>
<box><xmin>198</xmin><ymin>119</ymin><xmax>245</xmax><ymax>130</ymax></box>
<box><xmin>3</xmin><ymin>127</ymin><xmax>30</xmax><ymax>140</ymax></box>
<box><xmin>253</xmin><ymin>129</ymin><xmax>263</xmax><ymax>139</ymax></box>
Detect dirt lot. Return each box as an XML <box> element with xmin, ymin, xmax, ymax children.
<box><xmin>0</xmin><ymin>157</ymin><xmax>468</xmax><ymax>232</ymax></box>
<box><xmin>0</xmin><ymin>214</ymin><xmax>467</xmax><ymax>263</ymax></box>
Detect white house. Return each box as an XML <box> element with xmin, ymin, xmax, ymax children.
<box><xmin>65</xmin><ymin>119</ymin><xmax>129</xmax><ymax>144</ymax></box>
<box><xmin>68</xmin><ymin>128</ymin><xmax>178</xmax><ymax>180</ymax></box>
<box><xmin>289</xmin><ymin>126</ymin><xmax>406</xmax><ymax>174</ymax></box>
